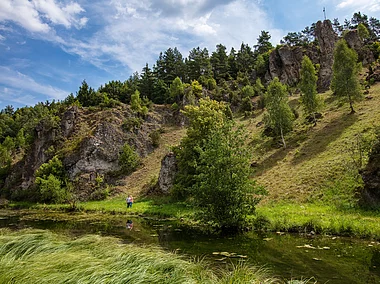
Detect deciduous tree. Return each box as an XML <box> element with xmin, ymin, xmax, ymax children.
<box><xmin>331</xmin><ymin>39</ymin><xmax>362</xmax><ymax>114</ymax></box>
<box><xmin>300</xmin><ymin>55</ymin><xmax>320</xmax><ymax>124</ymax></box>
<box><xmin>265</xmin><ymin>78</ymin><xmax>294</xmax><ymax>148</ymax></box>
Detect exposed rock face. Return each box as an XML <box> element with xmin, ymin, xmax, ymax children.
<box><xmin>61</xmin><ymin>106</ymin><xmax>79</xmax><ymax>137</ymax></box>
<box><xmin>367</xmin><ymin>63</ymin><xmax>380</xmax><ymax>83</ymax></box>
<box><xmin>314</xmin><ymin>20</ymin><xmax>338</xmax><ymax>92</ymax></box>
<box><xmin>158</xmin><ymin>152</ymin><xmax>178</xmax><ymax>193</ymax></box>
<box><xmin>361</xmin><ymin>141</ymin><xmax>380</xmax><ymax>207</ymax></box>
<box><xmin>265</xmin><ymin>20</ymin><xmax>338</xmax><ymax>92</ymax></box>
<box><xmin>3</xmin><ymin>105</ymin><xmax>174</xmax><ymax>200</ymax></box>
<box><xmin>344</xmin><ymin>30</ymin><xmax>375</xmax><ymax>66</ymax></box>
<box><xmin>10</xmin><ymin>118</ymin><xmax>61</xmax><ymax>191</ymax></box>
<box><xmin>265</xmin><ymin>45</ymin><xmax>319</xmax><ymax>88</ymax></box>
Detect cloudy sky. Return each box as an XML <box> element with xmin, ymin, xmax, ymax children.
<box><xmin>0</xmin><ymin>0</ymin><xmax>379</xmax><ymax>110</ymax></box>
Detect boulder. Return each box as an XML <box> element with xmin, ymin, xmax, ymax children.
<box><xmin>344</xmin><ymin>30</ymin><xmax>375</xmax><ymax>66</ymax></box>
<box><xmin>158</xmin><ymin>152</ymin><xmax>178</xmax><ymax>193</ymax></box>
<box><xmin>361</xmin><ymin>140</ymin><xmax>380</xmax><ymax>207</ymax></box>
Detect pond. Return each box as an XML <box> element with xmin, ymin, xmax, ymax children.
<box><xmin>0</xmin><ymin>210</ymin><xmax>379</xmax><ymax>283</ymax></box>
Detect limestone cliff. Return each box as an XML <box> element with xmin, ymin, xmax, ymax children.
<box><xmin>4</xmin><ymin>104</ymin><xmax>174</xmax><ymax>201</ymax></box>
<box><xmin>265</xmin><ymin>20</ymin><xmax>376</xmax><ymax>92</ymax></box>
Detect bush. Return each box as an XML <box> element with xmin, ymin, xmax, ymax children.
<box><xmin>149</xmin><ymin>130</ymin><xmax>161</xmax><ymax>148</ymax></box>
<box><xmin>34</xmin><ymin>156</ymin><xmax>69</xmax><ymax>203</ymax></box>
<box><xmin>89</xmin><ymin>185</ymin><xmax>111</xmax><ymax>201</ymax></box>
<box><xmin>36</xmin><ymin>174</ymin><xmax>68</xmax><ymax>203</ymax></box>
<box><xmin>119</xmin><ymin>143</ymin><xmax>140</xmax><ymax>174</ymax></box>
<box><xmin>122</xmin><ymin>117</ymin><xmax>143</xmax><ymax>132</ymax></box>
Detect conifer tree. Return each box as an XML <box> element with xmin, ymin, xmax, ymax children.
<box><xmin>331</xmin><ymin>39</ymin><xmax>362</xmax><ymax>114</ymax></box>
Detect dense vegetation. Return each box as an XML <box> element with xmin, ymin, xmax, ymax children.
<box><xmin>0</xmin><ymin>11</ymin><xmax>380</xmax><ymax>231</ymax></box>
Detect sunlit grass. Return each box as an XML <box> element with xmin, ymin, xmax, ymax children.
<box><xmin>256</xmin><ymin>203</ymin><xmax>380</xmax><ymax>239</ymax></box>
<box><xmin>0</xmin><ymin>229</ymin><xmax>283</xmax><ymax>284</ymax></box>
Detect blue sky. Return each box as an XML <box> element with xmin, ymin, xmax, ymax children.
<box><xmin>0</xmin><ymin>0</ymin><xmax>379</xmax><ymax>110</ymax></box>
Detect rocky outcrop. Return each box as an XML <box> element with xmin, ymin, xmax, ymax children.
<box><xmin>367</xmin><ymin>63</ymin><xmax>380</xmax><ymax>83</ymax></box>
<box><xmin>344</xmin><ymin>30</ymin><xmax>375</xmax><ymax>66</ymax></box>
<box><xmin>158</xmin><ymin>152</ymin><xmax>178</xmax><ymax>193</ymax></box>
<box><xmin>314</xmin><ymin>20</ymin><xmax>338</xmax><ymax>92</ymax></box>
<box><xmin>3</xmin><ymin>105</ymin><xmax>175</xmax><ymax>200</ymax></box>
<box><xmin>361</xmin><ymin>140</ymin><xmax>380</xmax><ymax>207</ymax></box>
<box><xmin>7</xmin><ymin>118</ymin><xmax>61</xmax><ymax>191</ymax></box>
<box><xmin>61</xmin><ymin>106</ymin><xmax>79</xmax><ymax>137</ymax></box>
<box><xmin>265</xmin><ymin>20</ymin><xmax>339</xmax><ymax>92</ymax></box>
<box><xmin>265</xmin><ymin>45</ymin><xmax>319</xmax><ymax>88</ymax></box>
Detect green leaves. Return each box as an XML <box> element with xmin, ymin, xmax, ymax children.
<box><xmin>300</xmin><ymin>55</ymin><xmax>320</xmax><ymax>122</ymax></box>
<box><xmin>331</xmin><ymin>39</ymin><xmax>362</xmax><ymax>113</ymax></box>
<box><xmin>173</xmin><ymin>98</ymin><xmax>264</xmax><ymax>231</ymax></box>
<box><xmin>265</xmin><ymin>78</ymin><xmax>294</xmax><ymax>148</ymax></box>
<box><xmin>119</xmin><ymin>143</ymin><xmax>140</xmax><ymax>175</ymax></box>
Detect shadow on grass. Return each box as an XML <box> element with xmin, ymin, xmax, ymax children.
<box><xmin>291</xmin><ymin>112</ymin><xmax>358</xmax><ymax>165</ymax></box>
<box><xmin>253</xmin><ymin>146</ymin><xmax>293</xmax><ymax>177</ymax></box>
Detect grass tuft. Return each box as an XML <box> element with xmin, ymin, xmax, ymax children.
<box><xmin>0</xmin><ymin>229</ymin><xmax>292</xmax><ymax>284</ymax></box>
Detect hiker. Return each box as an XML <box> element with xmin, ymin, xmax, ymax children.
<box><xmin>126</xmin><ymin>195</ymin><xmax>133</xmax><ymax>208</ymax></box>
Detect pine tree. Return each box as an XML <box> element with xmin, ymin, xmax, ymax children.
<box><xmin>331</xmin><ymin>39</ymin><xmax>362</xmax><ymax>114</ymax></box>
<box><xmin>140</xmin><ymin>63</ymin><xmax>155</xmax><ymax>101</ymax></box>
<box><xmin>210</xmin><ymin>44</ymin><xmax>229</xmax><ymax>82</ymax></box>
<box><xmin>254</xmin><ymin>31</ymin><xmax>273</xmax><ymax>55</ymax></box>
<box><xmin>299</xmin><ymin>55</ymin><xmax>319</xmax><ymax>124</ymax></box>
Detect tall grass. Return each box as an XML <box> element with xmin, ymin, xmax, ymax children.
<box><xmin>0</xmin><ymin>229</ymin><xmax>284</xmax><ymax>284</ymax></box>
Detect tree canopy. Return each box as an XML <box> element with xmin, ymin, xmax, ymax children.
<box><xmin>331</xmin><ymin>39</ymin><xmax>362</xmax><ymax>113</ymax></box>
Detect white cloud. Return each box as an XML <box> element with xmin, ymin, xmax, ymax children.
<box><xmin>0</xmin><ymin>86</ymin><xmax>38</xmax><ymax>107</ymax></box>
<box><xmin>336</xmin><ymin>0</ymin><xmax>380</xmax><ymax>12</ymax></box>
<box><xmin>59</xmin><ymin>0</ymin><xmax>285</xmax><ymax>73</ymax></box>
<box><xmin>0</xmin><ymin>0</ymin><xmax>50</xmax><ymax>33</ymax></box>
<box><xmin>0</xmin><ymin>66</ymin><xmax>69</xmax><ymax>101</ymax></box>
<box><xmin>0</xmin><ymin>35</ymin><xmax>4</xmax><ymax>41</ymax></box>
<box><xmin>0</xmin><ymin>0</ymin><xmax>87</xmax><ymax>33</ymax></box>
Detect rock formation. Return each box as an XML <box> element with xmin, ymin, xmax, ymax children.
<box><xmin>3</xmin><ymin>105</ymin><xmax>174</xmax><ymax>200</ymax></box>
<box><xmin>314</xmin><ymin>20</ymin><xmax>339</xmax><ymax>91</ymax></box>
<box><xmin>265</xmin><ymin>20</ymin><xmax>339</xmax><ymax>92</ymax></box>
<box><xmin>344</xmin><ymin>30</ymin><xmax>375</xmax><ymax>66</ymax></box>
<box><xmin>158</xmin><ymin>152</ymin><xmax>178</xmax><ymax>194</ymax></box>
<box><xmin>361</xmin><ymin>140</ymin><xmax>380</xmax><ymax>207</ymax></box>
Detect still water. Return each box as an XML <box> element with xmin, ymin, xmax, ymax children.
<box><xmin>0</xmin><ymin>210</ymin><xmax>379</xmax><ymax>283</ymax></box>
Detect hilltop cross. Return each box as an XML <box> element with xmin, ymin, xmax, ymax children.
<box><xmin>323</xmin><ymin>7</ymin><xmax>326</xmax><ymax>20</ymax></box>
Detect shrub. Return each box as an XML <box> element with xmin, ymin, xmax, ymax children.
<box><xmin>149</xmin><ymin>130</ymin><xmax>161</xmax><ymax>148</ymax></box>
<box><xmin>34</xmin><ymin>156</ymin><xmax>69</xmax><ymax>203</ymax></box>
<box><xmin>36</xmin><ymin>174</ymin><xmax>68</xmax><ymax>203</ymax></box>
<box><xmin>119</xmin><ymin>143</ymin><xmax>140</xmax><ymax>174</ymax></box>
<box><xmin>122</xmin><ymin>117</ymin><xmax>143</xmax><ymax>132</ymax></box>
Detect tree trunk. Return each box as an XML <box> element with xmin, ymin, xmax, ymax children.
<box><xmin>349</xmin><ymin>101</ymin><xmax>355</xmax><ymax>114</ymax></box>
<box><xmin>280</xmin><ymin>127</ymin><xmax>286</xmax><ymax>149</ymax></box>
<box><xmin>312</xmin><ymin>112</ymin><xmax>317</xmax><ymax>126</ymax></box>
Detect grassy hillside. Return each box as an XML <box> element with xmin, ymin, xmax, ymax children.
<box><xmin>235</xmin><ymin>83</ymin><xmax>379</xmax><ymax>206</ymax></box>
<box><xmin>116</xmin><ymin>82</ymin><xmax>380</xmax><ymax>207</ymax></box>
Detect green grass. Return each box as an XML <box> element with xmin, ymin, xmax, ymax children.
<box><xmin>0</xmin><ymin>229</ymin><xmax>282</xmax><ymax>284</ymax></box>
<box><xmin>7</xmin><ymin>196</ymin><xmax>197</xmax><ymax>220</ymax></box>
<box><xmin>255</xmin><ymin>203</ymin><xmax>380</xmax><ymax>239</ymax></box>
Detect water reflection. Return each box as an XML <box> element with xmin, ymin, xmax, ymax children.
<box><xmin>0</xmin><ymin>210</ymin><xmax>379</xmax><ymax>283</ymax></box>
<box><xmin>126</xmin><ymin>220</ymin><xmax>133</xmax><ymax>230</ymax></box>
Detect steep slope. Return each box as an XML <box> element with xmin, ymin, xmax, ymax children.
<box><xmin>248</xmin><ymin>84</ymin><xmax>380</xmax><ymax>203</ymax></box>
<box><xmin>127</xmin><ymin>83</ymin><xmax>380</xmax><ymax>204</ymax></box>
